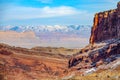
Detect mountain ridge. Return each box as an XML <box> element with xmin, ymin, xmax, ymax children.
<box><xmin>0</xmin><ymin>25</ymin><xmax>91</xmax><ymax>33</ymax></box>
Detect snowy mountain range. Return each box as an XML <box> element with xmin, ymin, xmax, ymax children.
<box><xmin>0</xmin><ymin>25</ymin><xmax>91</xmax><ymax>33</ymax></box>
<box><xmin>0</xmin><ymin>25</ymin><xmax>91</xmax><ymax>48</ymax></box>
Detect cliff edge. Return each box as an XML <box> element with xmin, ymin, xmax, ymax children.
<box><xmin>68</xmin><ymin>2</ymin><xmax>120</xmax><ymax>76</ymax></box>
<box><xmin>90</xmin><ymin>2</ymin><xmax>120</xmax><ymax>44</ymax></box>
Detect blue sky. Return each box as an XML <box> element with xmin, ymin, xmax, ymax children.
<box><xmin>0</xmin><ymin>0</ymin><xmax>119</xmax><ymax>25</ymax></box>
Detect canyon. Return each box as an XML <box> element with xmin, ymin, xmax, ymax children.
<box><xmin>0</xmin><ymin>1</ymin><xmax>120</xmax><ymax>80</ymax></box>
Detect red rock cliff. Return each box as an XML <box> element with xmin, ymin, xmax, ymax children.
<box><xmin>68</xmin><ymin>2</ymin><xmax>120</xmax><ymax>75</ymax></box>
<box><xmin>90</xmin><ymin>2</ymin><xmax>120</xmax><ymax>44</ymax></box>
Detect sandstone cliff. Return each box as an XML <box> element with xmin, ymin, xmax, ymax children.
<box><xmin>90</xmin><ymin>2</ymin><xmax>120</xmax><ymax>44</ymax></box>
<box><xmin>68</xmin><ymin>2</ymin><xmax>120</xmax><ymax>75</ymax></box>
<box><xmin>69</xmin><ymin>39</ymin><xmax>120</xmax><ymax>68</ymax></box>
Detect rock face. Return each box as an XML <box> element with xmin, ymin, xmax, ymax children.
<box><xmin>68</xmin><ymin>2</ymin><xmax>120</xmax><ymax>71</ymax></box>
<box><xmin>69</xmin><ymin>39</ymin><xmax>120</xmax><ymax>70</ymax></box>
<box><xmin>90</xmin><ymin>2</ymin><xmax>120</xmax><ymax>44</ymax></box>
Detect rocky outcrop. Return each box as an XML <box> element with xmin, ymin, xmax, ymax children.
<box><xmin>69</xmin><ymin>39</ymin><xmax>120</xmax><ymax>69</ymax></box>
<box><xmin>90</xmin><ymin>2</ymin><xmax>120</xmax><ymax>44</ymax></box>
<box><xmin>69</xmin><ymin>2</ymin><xmax>120</xmax><ymax>71</ymax></box>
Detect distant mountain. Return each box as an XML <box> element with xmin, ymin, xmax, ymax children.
<box><xmin>0</xmin><ymin>25</ymin><xmax>91</xmax><ymax>33</ymax></box>
<box><xmin>0</xmin><ymin>25</ymin><xmax>91</xmax><ymax>48</ymax></box>
<box><xmin>0</xmin><ymin>31</ymin><xmax>40</xmax><ymax>48</ymax></box>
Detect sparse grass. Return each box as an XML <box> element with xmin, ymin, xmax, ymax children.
<box><xmin>31</xmin><ymin>46</ymin><xmax>80</xmax><ymax>55</ymax></box>
<box><xmin>67</xmin><ymin>67</ymin><xmax>120</xmax><ymax>80</ymax></box>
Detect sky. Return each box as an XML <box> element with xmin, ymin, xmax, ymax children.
<box><xmin>0</xmin><ymin>0</ymin><xmax>119</xmax><ymax>25</ymax></box>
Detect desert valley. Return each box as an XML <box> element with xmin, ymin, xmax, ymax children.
<box><xmin>0</xmin><ymin>1</ymin><xmax>120</xmax><ymax>80</ymax></box>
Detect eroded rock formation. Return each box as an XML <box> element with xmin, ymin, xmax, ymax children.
<box><xmin>69</xmin><ymin>2</ymin><xmax>120</xmax><ymax>71</ymax></box>
<box><xmin>69</xmin><ymin>38</ymin><xmax>120</xmax><ymax>72</ymax></box>
<box><xmin>90</xmin><ymin>2</ymin><xmax>120</xmax><ymax>44</ymax></box>
<box><xmin>1</xmin><ymin>2</ymin><xmax>120</xmax><ymax>80</ymax></box>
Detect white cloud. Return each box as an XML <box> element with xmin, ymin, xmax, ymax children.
<box><xmin>2</xmin><ymin>6</ymin><xmax>83</xmax><ymax>20</ymax></box>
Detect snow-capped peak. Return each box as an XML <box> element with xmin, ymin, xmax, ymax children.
<box><xmin>0</xmin><ymin>25</ymin><xmax>91</xmax><ymax>32</ymax></box>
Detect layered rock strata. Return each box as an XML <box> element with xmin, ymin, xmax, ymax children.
<box><xmin>90</xmin><ymin>2</ymin><xmax>120</xmax><ymax>44</ymax></box>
